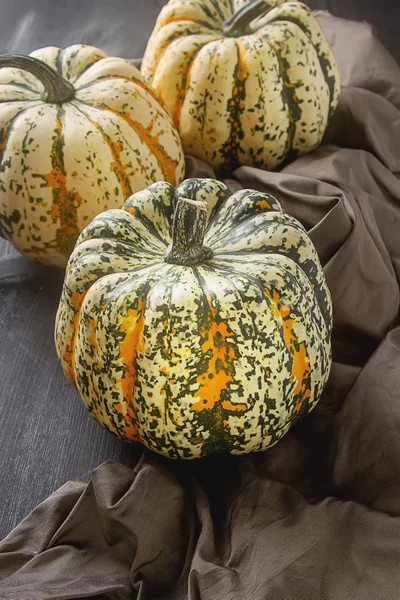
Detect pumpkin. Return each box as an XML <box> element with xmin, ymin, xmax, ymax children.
<box><xmin>0</xmin><ymin>44</ymin><xmax>185</xmax><ymax>267</ymax></box>
<box><xmin>55</xmin><ymin>178</ymin><xmax>332</xmax><ymax>459</ymax></box>
<box><xmin>141</xmin><ymin>0</ymin><xmax>341</xmax><ymax>172</ymax></box>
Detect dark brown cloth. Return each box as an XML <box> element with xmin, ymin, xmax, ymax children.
<box><xmin>1</xmin><ymin>11</ymin><xmax>400</xmax><ymax>600</ymax></box>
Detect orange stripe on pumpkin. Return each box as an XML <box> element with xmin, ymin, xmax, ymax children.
<box><xmin>39</xmin><ymin>108</ymin><xmax>84</xmax><ymax>257</ymax></box>
<box><xmin>95</xmin><ymin>103</ymin><xmax>178</xmax><ymax>185</ymax></box>
<box><xmin>170</xmin><ymin>45</ymin><xmax>204</xmax><ymax>128</ymax></box>
<box><xmin>77</xmin><ymin>74</ymin><xmax>168</xmax><ymax>111</ymax></box>
<box><xmin>192</xmin><ymin>297</ymin><xmax>239</xmax><ymax>413</ymax></box>
<box><xmin>236</xmin><ymin>38</ymin><xmax>247</xmax><ymax>84</ymax></box>
<box><xmin>101</xmin><ymin>131</ymin><xmax>133</xmax><ymax>201</ymax></box>
<box><xmin>116</xmin><ymin>298</ymin><xmax>146</xmax><ymax>440</ymax></box>
<box><xmin>163</xmin><ymin>17</ymin><xmax>203</xmax><ymax>26</ymax></box>
<box><xmin>63</xmin><ymin>289</ymin><xmax>87</xmax><ymax>387</ymax></box>
<box><xmin>265</xmin><ymin>288</ymin><xmax>311</xmax><ymax>414</ymax></box>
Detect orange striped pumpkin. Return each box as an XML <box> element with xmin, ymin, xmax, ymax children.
<box><xmin>55</xmin><ymin>178</ymin><xmax>332</xmax><ymax>459</ymax></box>
<box><xmin>0</xmin><ymin>44</ymin><xmax>185</xmax><ymax>267</ymax></box>
<box><xmin>142</xmin><ymin>0</ymin><xmax>340</xmax><ymax>172</ymax></box>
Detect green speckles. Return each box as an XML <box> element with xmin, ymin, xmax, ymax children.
<box><xmin>55</xmin><ymin>178</ymin><xmax>332</xmax><ymax>459</ymax></box>
<box><xmin>0</xmin><ymin>208</ymin><xmax>21</xmax><ymax>238</ymax></box>
<box><xmin>142</xmin><ymin>0</ymin><xmax>340</xmax><ymax>171</ymax></box>
<box><xmin>9</xmin><ymin>180</ymin><xmax>23</xmax><ymax>195</ymax></box>
<box><xmin>0</xmin><ymin>156</ymin><xmax>12</xmax><ymax>173</ymax></box>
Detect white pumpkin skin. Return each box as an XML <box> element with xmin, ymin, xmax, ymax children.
<box><xmin>142</xmin><ymin>0</ymin><xmax>341</xmax><ymax>171</ymax></box>
<box><xmin>55</xmin><ymin>178</ymin><xmax>332</xmax><ymax>459</ymax></box>
<box><xmin>0</xmin><ymin>44</ymin><xmax>185</xmax><ymax>267</ymax></box>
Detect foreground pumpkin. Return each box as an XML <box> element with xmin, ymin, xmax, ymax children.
<box><xmin>142</xmin><ymin>0</ymin><xmax>340</xmax><ymax>171</ymax></box>
<box><xmin>55</xmin><ymin>178</ymin><xmax>332</xmax><ymax>459</ymax></box>
<box><xmin>0</xmin><ymin>44</ymin><xmax>185</xmax><ymax>267</ymax></box>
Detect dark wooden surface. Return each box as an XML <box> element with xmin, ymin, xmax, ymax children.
<box><xmin>0</xmin><ymin>243</ymin><xmax>144</xmax><ymax>540</ymax></box>
<box><xmin>0</xmin><ymin>0</ymin><xmax>399</xmax><ymax>541</ymax></box>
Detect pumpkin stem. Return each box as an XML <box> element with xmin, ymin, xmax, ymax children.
<box><xmin>164</xmin><ymin>198</ymin><xmax>213</xmax><ymax>266</ymax></box>
<box><xmin>0</xmin><ymin>54</ymin><xmax>75</xmax><ymax>103</ymax></box>
<box><xmin>223</xmin><ymin>0</ymin><xmax>285</xmax><ymax>37</ymax></box>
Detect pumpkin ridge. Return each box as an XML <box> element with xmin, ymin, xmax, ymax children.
<box><xmin>204</xmin><ymin>189</ymin><xmax>233</xmax><ymax>230</ymax></box>
<box><xmin>65</xmin><ymin>288</ymin><xmax>89</xmax><ymax>387</ymax></box>
<box><xmin>114</xmin><ymin>295</ymin><xmax>146</xmax><ymax>441</ymax></box>
<box><xmin>0</xmin><ymin>105</ymin><xmax>31</xmax><ymax>239</ymax></box>
<box><xmin>205</xmin><ymin>189</ymin><xmax>284</xmax><ymax>244</ymax></box>
<box><xmin>266</xmin><ymin>23</ymin><xmax>331</xmax><ymax>143</ymax></box>
<box><xmin>75</xmin><ymin>74</ymin><xmax>166</xmax><ymax>111</ymax></box>
<box><xmin>17</xmin><ymin>108</ymin><xmax>49</xmax><ymax>250</ymax></box>
<box><xmin>193</xmin><ymin>301</ymin><xmax>239</xmax><ymax>414</ymax></box>
<box><xmin>1</xmin><ymin>102</ymin><xmax>81</xmax><ymax>257</ymax></box>
<box><xmin>71</xmin><ymin>101</ymin><xmax>134</xmax><ymax>200</ymax></box>
<box><xmin>211</xmin><ymin>252</ymin><xmax>330</xmax><ymax>341</ymax></box>
<box><xmin>77</xmin><ymin>209</ymin><xmax>167</xmax><ymax>254</ymax></box>
<box><xmin>0</xmin><ymin>102</ymin><xmax>40</xmax><ymax>164</ymax></box>
<box><xmin>0</xmin><ymin>81</ymin><xmax>38</xmax><ymax>94</ymax></box>
<box><xmin>124</xmin><ymin>205</ymin><xmax>170</xmax><ymax>247</ymax></box>
<box><xmin>149</xmin><ymin>26</ymin><xmax>222</xmax><ymax>81</ymax></box>
<box><xmin>162</xmin><ymin>17</ymin><xmax>214</xmax><ymax>29</ymax></box>
<box><xmin>171</xmin><ymin>43</ymin><xmax>206</xmax><ymax>129</ymax></box>
<box><xmin>145</xmin><ymin>22</ymin><xmax>219</xmax><ymax>80</ymax></box>
<box><xmin>71</xmin><ymin>240</ymin><xmax>161</xmax><ymax>267</ymax></box>
<box><xmin>263</xmin><ymin>36</ymin><xmax>300</xmax><ymax>162</ymax></box>
<box><xmin>124</xmin><ymin>188</ymin><xmax>172</xmax><ymax>246</ymax></box>
<box><xmin>193</xmin><ymin>0</ymin><xmax>226</xmax><ymax>25</ymax></box>
<box><xmin>61</xmin><ymin>48</ymin><xmax>107</xmax><ymax>85</ymax></box>
<box><xmin>83</xmin><ymin>101</ymin><xmax>180</xmax><ymax>185</ymax></box>
<box><xmin>0</xmin><ymin>105</ymin><xmax>41</xmax><ymax>243</ymax></box>
<box><xmin>107</xmin><ymin>265</ymin><xmax>173</xmax><ymax>440</ymax></box>
<box><xmin>263</xmin><ymin>286</ymin><xmax>313</xmax><ymax>418</ymax></box>
<box><xmin>141</xmin><ymin>180</ymin><xmax>176</xmax><ymax>229</ymax></box>
<box><xmin>207</xmin><ymin>0</ymin><xmax>228</xmax><ymax>22</ymax></box>
<box><xmin>262</xmin><ymin>5</ymin><xmax>338</xmax><ymax>117</ymax></box>
<box><xmin>218</xmin><ymin>37</ymin><xmax>247</xmax><ymax>170</ymax></box>
<box><xmin>208</xmin><ymin>235</ymin><xmax>332</xmax><ymax>329</ymax></box>
<box><xmin>39</xmin><ymin>105</ymin><xmax>85</xmax><ymax>257</ymax></box>
<box><xmin>190</xmin><ymin>266</ymin><xmax>243</xmax><ymax>455</ymax></box>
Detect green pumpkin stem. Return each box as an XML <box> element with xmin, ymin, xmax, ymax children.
<box><xmin>223</xmin><ymin>0</ymin><xmax>283</xmax><ymax>37</ymax></box>
<box><xmin>0</xmin><ymin>54</ymin><xmax>75</xmax><ymax>103</ymax></box>
<box><xmin>164</xmin><ymin>198</ymin><xmax>213</xmax><ymax>266</ymax></box>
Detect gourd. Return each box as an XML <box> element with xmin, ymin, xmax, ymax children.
<box><xmin>142</xmin><ymin>0</ymin><xmax>340</xmax><ymax>171</ymax></box>
<box><xmin>0</xmin><ymin>44</ymin><xmax>185</xmax><ymax>267</ymax></box>
<box><xmin>55</xmin><ymin>177</ymin><xmax>332</xmax><ymax>459</ymax></box>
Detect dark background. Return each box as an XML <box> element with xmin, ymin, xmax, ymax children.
<box><xmin>0</xmin><ymin>0</ymin><xmax>398</xmax><ymax>62</ymax></box>
<box><xmin>0</xmin><ymin>0</ymin><xmax>399</xmax><ymax>541</ymax></box>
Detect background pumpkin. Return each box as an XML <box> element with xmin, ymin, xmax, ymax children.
<box><xmin>141</xmin><ymin>0</ymin><xmax>341</xmax><ymax>172</ymax></box>
<box><xmin>0</xmin><ymin>44</ymin><xmax>185</xmax><ymax>267</ymax></box>
<box><xmin>55</xmin><ymin>178</ymin><xmax>332</xmax><ymax>459</ymax></box>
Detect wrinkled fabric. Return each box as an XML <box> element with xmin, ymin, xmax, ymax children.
<box><xmin>1</xmin><ymin>11</ymin><xmax>400</xmax><ymax>600</ymax></box>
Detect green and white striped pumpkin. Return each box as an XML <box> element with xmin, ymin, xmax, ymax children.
<box><xmin>0</xmin><ymin>44</ymin><xmax>185</xmax><ymax>267</ymax></box>
<box><xmin>55</xmin><ymin>178</ymin><xmax>332</xmax><ymax>459</ymax></box>
<box><xmin>142</xmin><ymin>0</ymin><xmax>341</xmax><ymax>171</ymax></box>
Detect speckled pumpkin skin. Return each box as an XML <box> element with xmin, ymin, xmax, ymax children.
<box><xmin>142</xmin><ymin>0</ymin><xmax>340</xmax><ymax>171</ymax></box>
<box><xmin>55</xmin><ymin>178</ymin><xmax>332</xmax><ymax>459</ymax></box>
<box><xmin>0</xmin><ymin>44</ymin><xmax>185</xmax><ymax>267</ymax></box>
